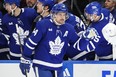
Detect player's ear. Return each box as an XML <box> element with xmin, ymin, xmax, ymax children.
<box><xmin>44</xmin><ymin>6</ymin><xmax>49</xmax><ymax>9</ymax></box>
<box><xmin>43</xmin><ymin>6</ymin><xmax>49</xmax><ymax>11</ymax></box>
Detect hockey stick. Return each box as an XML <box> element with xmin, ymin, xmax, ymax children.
<box><xmin>73</xmin><ymin>0</ymin><xmax>88</xmax><ymax>27</ymax></box>
<box><xmin>30</xmin><ymin>15</ymin><xmax>43</xmax><ymax>34</ymax></box>
<box><xmin>55</xmin><ymin>70</ymin><xmax>57</xmax><ymax>77</ymax></box>
<box><xmin>16</xmin><ymin>24</ymin><xmax>28</xmax><ymax>77</ymax></box>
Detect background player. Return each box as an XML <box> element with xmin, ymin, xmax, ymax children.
<box><xmin>2</xmin><ymin>0</ymin><xmax>37</xmax><ymax>60</ymax></box>
<box><xmin>74</xmin><ymin>1</ymin><xmax>115</xmax><ymax>60</ymax></box>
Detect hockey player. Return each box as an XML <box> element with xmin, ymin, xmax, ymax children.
<box><xmin>2</xmin><ymin>0</ymin><xmax>38</xmax><ymax>60</ymax></box>
<box><xmin>53</xmin><ymin>3</ymin><xmax>90</xmax><ymax>60</ymax></box>
<box><xmin>36</xmin><ymin>0</ymin><xmax>55</xmax><ymax>16</ymax></box>
<box><xmin>0</xmin><ymin>11</ymin><xmax>10</xmax><ymax>60</ymax></box>
<box><xmin>74</xmin><ymin>1</ymin><xmax>115</xmax><ymax>60</ymax></box>
<box><xmin>19</xmin><ymin>3</ymin><xmax>86</xmax><ymax>77</ymax></box>
<box><xmin>31</xmin><ymin>0</ymin><xmax>55</xmax><ymax>31</ymax></box>
<box><xmin>35</xmin><ymin>2</ymin><xmax>87</xmax><ymax>60</ymax></box>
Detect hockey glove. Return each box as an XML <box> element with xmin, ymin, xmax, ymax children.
<box><xmin>83</xmin><ymin>28</ymin><xmax>98</xmax><ymax>40</ymax></box>
<box><xmin>19</xmin><ymin>56</ymin><xmax>31</xmax><ymax>75</ymax></box>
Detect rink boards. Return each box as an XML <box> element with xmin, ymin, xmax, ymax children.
<box><xmin>0</xmin><ymin>60</ymin><xmax>116</xmax><ymax>77</ymax></box>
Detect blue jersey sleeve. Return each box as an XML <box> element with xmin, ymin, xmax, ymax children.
<box><xmin>2</xmin><ymin>14</ymin><xmax>10</xmax><ymax>35</ymax></box>
<box><xmin>0</xmin><ymin>11</ymin><xmax>2</xmax><ymax>28</ymax></box>
<box><xmin>23</xmin><ymin>20</ymin><xmax>47</xmax><ymax>57</ymax></box>
<box><xmin>0</xmin><ymin>33</ymin><xmax>8</xmax><ymax>45</ymax></box>
<box><xmin>66</xmin><ymin>13</ymin><xmax>86</xmax><ymax>33</ymax></box>
<box><xmin>73</xmin><ymin>27</ymin><xmax>101</xmax><ymax>52</ymax></box>
<box><xmin>73</xmin><ymin>37</ymin><xmax>94</xmax><ymax>52</ymax></box>
<box><xmin>0</xmin><ymin>12</ymin><xmax>9</xmax><ymax>45</ymax></box>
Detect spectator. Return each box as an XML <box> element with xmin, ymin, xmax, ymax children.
<box><xmin>25</xmin><ymin>0</ymin><xmax>37</xmax><ymax>9</ymax></box>
<box><xmin>2</xmin><ymin>0</ymin><xmax>37</xmax><ymax>60</ymax></box>
<box><xmin>20</xmin><ymin>0</ymin><xmax>27</xmax><ymax>8</ymax></box>
<box><xmin>104</xmin><ymin>0</ymin><xmax>116</xmax><ymax>24</ymax></box>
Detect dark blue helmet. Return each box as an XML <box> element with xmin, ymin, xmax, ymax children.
<box><xmin>4</xmin><ymin>0</ymin><xmax>20</xmax><ymax>6</ymax></box>
<box><xmin>51</xmin><ymin>3</ymin><xmax>68</xmax><ymax>13</ymax></box>
<box><xmin>85</xmin><ymin>2</ymin><xmax>101</xmax><ymax>16</ymax></box>
<box><xmin>38</xmin><ymin>0</ymin><xmax>55</xmax><ymax>10</ymax></box>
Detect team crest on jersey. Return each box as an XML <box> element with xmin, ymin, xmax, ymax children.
<box><xmin>13</xmin><ymin>24</ymin><xmax>29</xmax><ymax>45</ymax></box>
<box><xmin>49</xmin><ymin>36</ymin><xmax>64</xmax><ymax>56</ymax></box>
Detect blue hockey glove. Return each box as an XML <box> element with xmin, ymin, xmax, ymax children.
<box><xmin>19</xmin><ymin>56</ymin><xmax>31</xmax><ymax>75</ymax></box>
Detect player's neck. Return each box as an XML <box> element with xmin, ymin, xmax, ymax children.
<box><xmin>14</xmin><ymin>7</ymin><xmax>21</xmax><ymax>17</ymax></box>
<box><xmin>110</xmin><ymin>7</ymin><xmax>115</xmax><ymax>12</ymax></box>
<box><xmin>42</xmin><ymin>11</ymin><xmax>50</xmax><ymax>17</ymax></box>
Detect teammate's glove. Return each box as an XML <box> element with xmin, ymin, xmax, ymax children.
<box><xmin>102</xmin><ymin>23</ymin><xmax>116</xmax><ymax>45</ymax></box>
<box><xmin>19</xmin><ymin>56</ymin><xmax>31</xmax><ymax>75</ymax></box>
<box><xmin>83</xmin><ymin>28</ymin><xmax>98</xmax><ymax>40</ymax></box>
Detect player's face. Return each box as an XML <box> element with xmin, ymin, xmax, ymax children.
<box><xmin>85</xmin><ymin>13</ymin><xmax>100</xmax><ymax>22</ymax></box>
<box><xmin>54</xmin><ymin>12</ymin><xmax>67</xmax><ymax>25</ymax></box>
<box><xmin>26</xmin><ymin>0</ymin><xmax>37</xmax><ymax>7</ymax></box>
<box><xmin>36</xmin><ymin>1</ymin><xmax>44</xmax><ymax>14</ymax></box>
<box><xmin>85</xmin><ymin>13</ymin><xmax>91</xmax><ymax>21</ymax></box>
<box><xmin>4</xmin><ymin>3</ymin><xmax>12</xmax><ymax>14</ymax></box>
<box><xmin>105</xmin><ymin>0</ymin><xmax>115</xmax><ymax>10</ymax></box>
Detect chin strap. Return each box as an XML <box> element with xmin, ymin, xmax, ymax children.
<box><xmin>90</xmin><ymin>15</ymin><xmax>94</xmax><ymax>21</ymax></box>
<box><xmin>10</xmin><ymin>6</ymin><xmax>17</xmax><ymax>16</ymax></box>
<box><xmin>40</xmin><ymin>6</ymin><xmax>49</xmax><ymax>17</ymax></box>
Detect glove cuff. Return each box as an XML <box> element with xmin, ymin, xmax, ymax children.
<box><xmin>20</xmin><ymin>56</ymin><xmax>31</xmax><ymax>64</ymax></box>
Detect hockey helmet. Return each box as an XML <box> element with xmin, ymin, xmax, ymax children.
<box><xmin>38</xmin><ymin>0</ymin><xmax>55</xmax><ymax>10</ymax></box>
<box><xmin>51</xmin><ymin>3</ymin><xmax>68</xmax><ymax>14</ymax></box>
<box><xmin>4</xmin><ymin>0</ymin><xmax>20</xmax><ymax>6</ymax></box>
<box><xmin>85</xmin><ymin>2</ymin><xmax>101</xmax><ymax>16</ymax></box>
